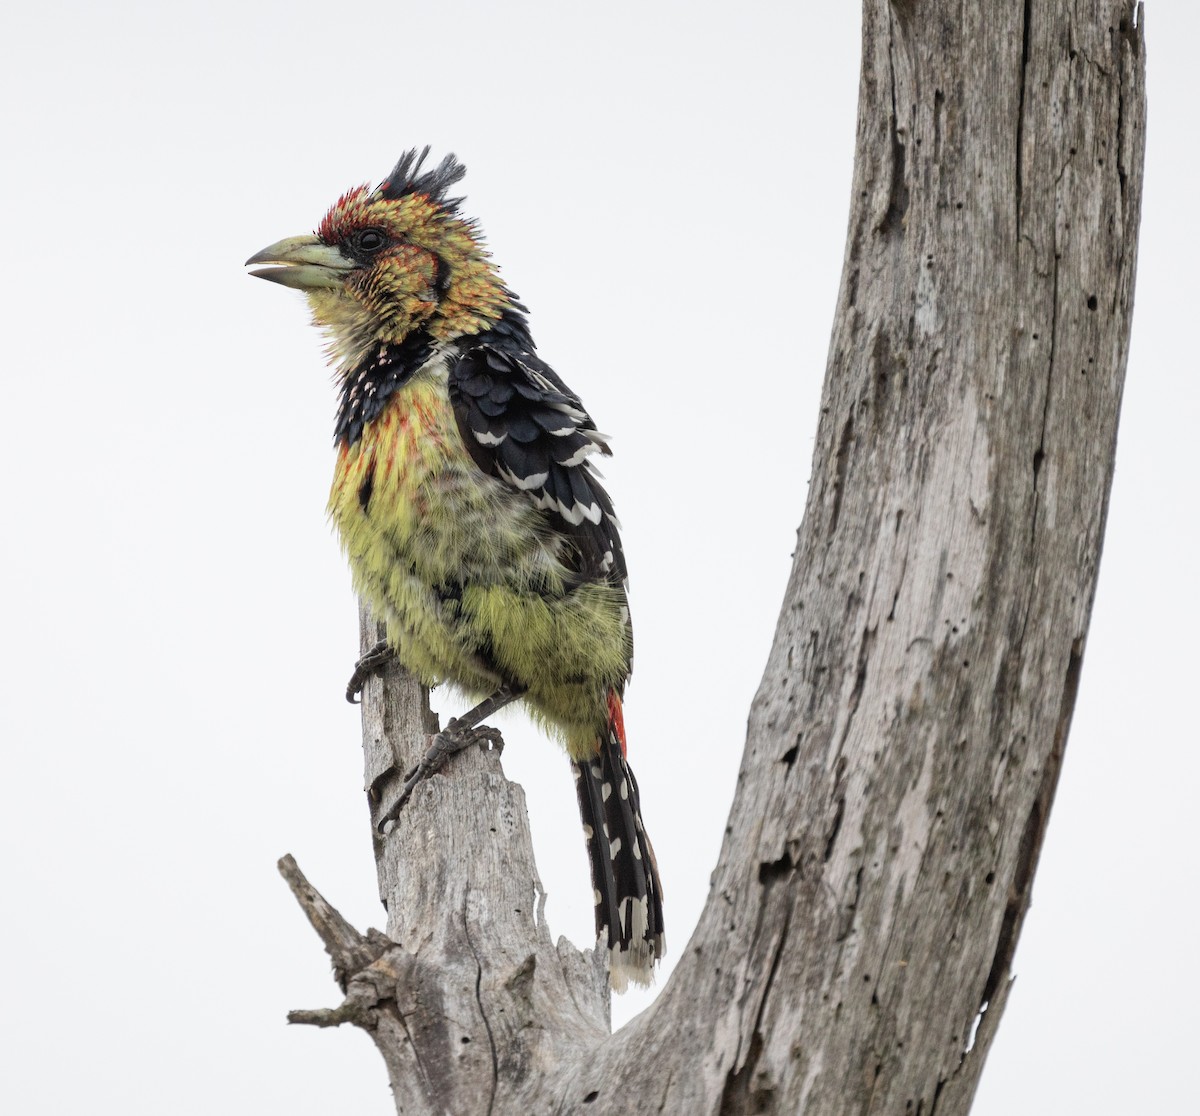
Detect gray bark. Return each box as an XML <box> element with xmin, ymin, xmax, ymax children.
<box><xmin>281</xmin><ymin>2</ymin><xmax>1146</xmax><ymax>1112</ymax></box>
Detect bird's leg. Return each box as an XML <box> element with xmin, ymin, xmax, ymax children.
<box><xmin>346</xmin><ymin>639</ymin><xmax>393</xmax><ymax>703</ymax></box>
<box><xmin>378</xmin><ymin>684</ymin><xmax>525</xmax><ymax>832</ymax></box>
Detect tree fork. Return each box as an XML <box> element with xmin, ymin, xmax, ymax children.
<box><xmin>282</xmin><ymin>2</ymin><xmax>1146</xmax><ymax>1112</ymax></box>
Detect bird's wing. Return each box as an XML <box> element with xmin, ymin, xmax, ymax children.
<box><xmin>448</xmin><ymin>342</ymin><xmax>627</xmax><ymax>585</ymax></box>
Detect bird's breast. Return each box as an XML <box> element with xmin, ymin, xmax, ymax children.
<box><xmin>330</xmin><ymin>374</ymin><xmax>460</xmax><ymax>556</ymax></box>
<box><xmin>327</xmin><ymin>370</ymin><xmax>554</xmax><ymax>594</ymax></box>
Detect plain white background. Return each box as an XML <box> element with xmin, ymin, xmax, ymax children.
<box><xmin>2</xmin><ymin>2</ymin><xmax>1194</xmax><ymax>1112</ymax></box>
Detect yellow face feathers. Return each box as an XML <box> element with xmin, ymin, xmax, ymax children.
<box><xmin>247</xmin><ymin>161</ymin><xmax>515</xmax><ymax>372</ymax></box>
<box><xmin>318</xmin><ymin>185</ymin><xmax>512</xmax><ymax>341</ymax></box>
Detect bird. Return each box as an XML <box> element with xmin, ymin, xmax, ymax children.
<box><xmin>246</xmin><ymin>148</ymin><xmax>664</xmax><ymax>989</ymax></box>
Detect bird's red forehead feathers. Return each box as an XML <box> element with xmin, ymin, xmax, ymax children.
<box><xmin>317</xmin><ymin>185</ymin><xmax>373</xmax><ymax>244</ymax></box>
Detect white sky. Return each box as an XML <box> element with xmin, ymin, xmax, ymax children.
<box><xmin>1</xmin><ymin>2</ymin><xmax>1195</xmax><ymax>1113</ymax></box>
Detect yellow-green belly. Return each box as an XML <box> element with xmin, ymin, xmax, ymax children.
<box><xmin>327</xmin><ymin>374</ymin><xmax>630</xmax><ymax>757</ymax></box>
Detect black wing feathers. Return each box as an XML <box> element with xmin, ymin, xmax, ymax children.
<box><xmin>449</xmin><ymin>325</ymin><xmax>625</xmax><ymax>585</ymax></box>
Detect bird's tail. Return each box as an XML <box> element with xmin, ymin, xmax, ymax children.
<box><xmin>572</xmin><ymin>690</ymin><xmax>666</xmax><ymax>991</ymax></box>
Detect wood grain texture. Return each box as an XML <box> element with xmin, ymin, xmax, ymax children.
<box><xmin>282</xmin><ymin>3</ymin><xmax>1146</xmax><ymax>1112</ymax></box>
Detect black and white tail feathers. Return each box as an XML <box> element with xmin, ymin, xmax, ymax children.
<box><xmin>572</xmin><ymin>702</ymin><xmax>665</xmax><ymax>991</ymax></box>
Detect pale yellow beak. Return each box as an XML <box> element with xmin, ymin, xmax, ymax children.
<box><xmin>245</xmin><ymin>235</ymin><xmax>357</xmax><ymax>290</ymax></box>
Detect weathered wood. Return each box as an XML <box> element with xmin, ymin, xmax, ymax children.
<box><xmin>282</xmin><ymin>2</ymin><xmax>1145</xmax><ymax>1112</ymax></box>
<box><xmin>286</xmin><ymin>605</ymin><xmax>611</xmax><ymax>1114</ymax></box>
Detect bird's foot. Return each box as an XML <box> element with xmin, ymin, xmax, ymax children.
<box><xmin>346</xmin><ymin>639</ymin><xmax>393</xmax><ymax>703</ymax></box>
<box><xmin>378</xmin><ymin>722</ymin><xmax>504</xmax><ymax>832</ymax></box>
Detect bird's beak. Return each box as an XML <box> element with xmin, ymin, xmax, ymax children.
<box><xmin>245</xmin><ymin>235</ymin><xmax>356</xmax><ymax>289</ymax></box>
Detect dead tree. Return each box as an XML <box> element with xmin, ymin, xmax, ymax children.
<box><xmin>280</xmin><ymin>2</ymin><xmax>1146</xmax><ymax>1112</ymax></box>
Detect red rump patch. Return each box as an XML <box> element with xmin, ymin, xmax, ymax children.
<box><xmin>606</xmin><ymin>689</ymin><xmax>627</xmax><ymax>758</ymax></box>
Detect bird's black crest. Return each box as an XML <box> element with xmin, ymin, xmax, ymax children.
<box><xmin>377</xmin><ymin>147</ymin><xmax>467</xmax><ymax>210</ymax></box>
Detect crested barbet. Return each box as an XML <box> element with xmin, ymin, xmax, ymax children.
<box><xmin>246</xmin><ymin>148</ymin><xmax>664</xmax><ymax>989</ymax></box>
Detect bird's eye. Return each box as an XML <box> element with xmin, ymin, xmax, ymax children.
<box><xmin>352</xmin><ymin>229</ymin><xmax>388</xmax><ymax>255</ymax></box>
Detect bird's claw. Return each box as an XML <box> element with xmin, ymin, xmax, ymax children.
<box><xmin>377</xmin><ymin>724</ymin><xmax>504</xmax><ymax>832</ymax></box>
<box><xmin>346</xmin><ymin>639</ymin><xmax>394</xmax><ymax>703</ymax></box>
<box><xmin>448</xmin><ymin>721</ymin><xmax>505</xmax><ymax>756</ymax></box>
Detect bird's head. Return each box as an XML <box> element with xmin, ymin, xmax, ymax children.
<box><xmin>247</xmin><ymin>148</ymin><xmax>511</xmax><ymax>369</ymax></box>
